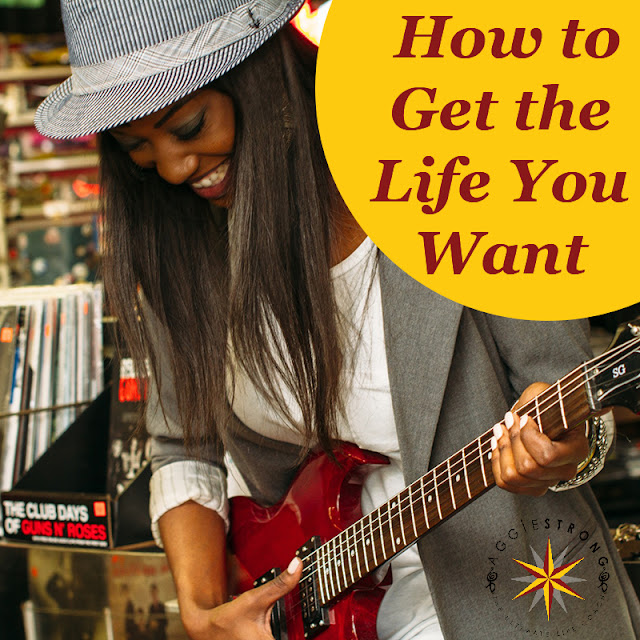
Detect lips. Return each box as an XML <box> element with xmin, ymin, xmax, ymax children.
<box><xmin>190</xmin><ymin>158</ymin><xmax>231</xmax><ymax>200</ymax></box>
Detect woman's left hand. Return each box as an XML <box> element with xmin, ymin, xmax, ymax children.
<box><xmin>490</xmin><ymin>382</ymin><xmax>590</xmax><ymax>496</ymax></box>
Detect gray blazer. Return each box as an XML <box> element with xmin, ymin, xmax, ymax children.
<box><xmin>148</xmin><ymin>254</ymin><xmax>640</xmax><ymax>639</ymax></box>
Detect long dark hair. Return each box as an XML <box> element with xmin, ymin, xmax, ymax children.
<box><xmin>100</xmin><ymin>26</ymin><xmax>347</xmax><ymax>458</ymax></box>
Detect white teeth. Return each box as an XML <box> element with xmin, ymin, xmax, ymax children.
<box><xmin>193</xmin><ymin>160</ymin><xmax>229</xmax><ymax>189</ymax></box>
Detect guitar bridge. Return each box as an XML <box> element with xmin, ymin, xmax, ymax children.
<box><xmin>254</xmin><ymin>568</ymin><xmax>287</xmax><ymax>640</ymax></box>
<box><xmin>297</xmin><ymin>536</ymin><xmax>331</xmax><ymax>639</ymax></box>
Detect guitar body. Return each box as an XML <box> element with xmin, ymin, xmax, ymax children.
<box><xmin>230</xmin><ymin>443</ymin><xmax>390</xmax><ymax>640</ymax></box>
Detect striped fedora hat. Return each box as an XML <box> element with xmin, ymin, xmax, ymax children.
<box><xmin>35</xmin><ymin>0</ymin><xmax>306</xmax><ymax>139</ymax></box>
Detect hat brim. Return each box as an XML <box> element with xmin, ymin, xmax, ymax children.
<box><xmin>35</xmin><ymin>0</ymin><xmax>305</xmax><ymax>139</ymax></box>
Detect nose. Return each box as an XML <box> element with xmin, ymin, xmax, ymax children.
<box><xmin>154</xmin><ymin>147</ymin><xmax>199</xmax><ymax>185</ymax></box>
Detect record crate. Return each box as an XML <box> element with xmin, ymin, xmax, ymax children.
<box><xmin>1</xmin><ymin>380</ymin><xmax>154</xmax><ymax>550</ymax></box>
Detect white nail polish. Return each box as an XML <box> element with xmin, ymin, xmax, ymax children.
<box><xmin>504</xmin><ymin>412</ymin><xmax>515</xmax><ymax>429</ymax></box>
<box><xmin>520</xmin><ymin>414</ymin><xmax>529</xmax><ymax>427</ymax></box>
<box><xmin>493</xmin><ymin>423</ymin><xmax>503</xmax><ymax>439</ymax></box>
<box><xmin>287</xmin><ymin>557</ymin><xmax>301</xmax><ymax>575</ymax></box>
<box><xmin>491</xmin><ymin>436</ymin><xmax>497</xmax><ymax>450</ymax></box>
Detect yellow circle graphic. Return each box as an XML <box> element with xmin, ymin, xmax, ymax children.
<box><xmin>316</xmin><ymin>1</ymin><xmax>639</xmax><ymax>320</ymax></box>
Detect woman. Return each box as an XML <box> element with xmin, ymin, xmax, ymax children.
<box><xmin>36</xmin><ymin>1</ymin><xmax>640</xmax><ymax>639</ymax></box>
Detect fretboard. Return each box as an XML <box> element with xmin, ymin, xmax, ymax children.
<box><xmin>308</xmin><ymin>365</ymin><xmax>593</xmax><ymax>606</ymax></box>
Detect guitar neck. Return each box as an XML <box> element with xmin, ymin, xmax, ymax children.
<box><xmin>311</xmin><ymin>364</ymin><xmax>595</xmax><ymax>606</ymax></box>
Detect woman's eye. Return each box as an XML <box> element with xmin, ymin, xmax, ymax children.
<box><xmin>174</xmin><ymin>114</ymin><xmax>205</xmax><ymax>141</ymax></box>
<box><xmin>111</xmin><ymin>135</ymin><xmax>144</xmax><ymax>153</ymax></box>
<box><xmin>121</xmin><ymin>140</ymin><xmax>144</xmax><ymax>152</ymax></box>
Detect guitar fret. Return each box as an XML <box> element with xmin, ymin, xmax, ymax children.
<box><xmin>338</xmin><ymin>537</ymin><xmax>347</xmax><ymax>593</ymax></box>
<box><xmin>377</xmin><ymin>507</ymin><xmax>387</xmax><ymax>560</ymax></box>
<box><xmin>326</xmin><ymin>538</ymin><xmax>336</xmax><ymax>597</ymax></box>
<box><xmin>323</xmin><ymin>546</ymin><xmax>331</xmax><ymax>603</ymax></box>
<box><xmin>433</xmin><ymin>468</ymin><xmax>443</xmax><ymax>521</ymax></box>
<box><xmin>319</xmin><ymin>547</ymin><xmax>325</xmax><ymax>604</ymax></box>
<box><xmin>447</xmin><ymin>457</ymin><xmax>456</xmax><ymax>510</ymax></box>
<box><xmin>362</xmin><ymin>518</ymin><xmax>371</xmax><ymax>573</ymax></box>
<box><xmin>421</xmin><ymin>475</ymin><xmax>430</xmax><ymax>529</ymax></box>
<box><xmin>388</xmin><ymin>501</ymin><xmax>397</xmax><ymax>554</ymax></box>
<box><xmin>351</xmin><ymin>524</ymin><xmax>362</xmax><ymax>581</ymax></box>
<box><xmin>328</xmin><ymin>538</ymin><xmax>340</xmax><ymax>598</ymax></box>
<box><xmin>340</xmin><ymin>531</ymin><xmax>351</xmax><ymax>589</ymax></box>
<box><xmin>534</xmin><ymin>395</ymin><xmax>542</xmax><ymax>432</ymax></box>
<box><xmin>453</xmin><ymin>452</ymin><xmax>466</xmax><ymax>507</ymax></box>
<box><xmin>478</xmin><ymin>436</ymin><xmax>488</xmax><ymax>487</ymax></box>
<box><xmin>557</xmin><ymin>380</ymin><xmax>568</xmax><ymax>429</ymax></box>
<box><xmin>462</xmin><ymin>446</ymin><xmax>472</xmax><ymax>499</ymax></box>
<box><xmin>338</xmin><ymin>530</ymin><xmax>353</xmax><ymax>589</ymax></box>
<box><xmin>345</xmin><ymin>529</ymin><xmax>355</xmax><ymax>586</ymax></box>
<box><xmin>399</xmin><ymin>490</ymin><xmax>407</xmax><ymax>545</ymax></box>
<box><xmin>368</xmin><ymin>512</ymin><xmax>378</xmax><ymax>568</ymax></box>
<box><xmin>321</xmin><ymin>544</ymin><xmax>331</xmax><ymax>603</ymax></box>
<box><xmin>409</xmin><ymin>483</ymin><xmax>418</xmax><ymax>538</ymax></box>
<box><xmin>317</xmin><ymin>547</ymin><xmax>327</xmax><ymax>604</ymax></box>
<box><xmin>336</xmin><ymin>536</ymin><xmax>347</xmax><ymax>593</ymax></box>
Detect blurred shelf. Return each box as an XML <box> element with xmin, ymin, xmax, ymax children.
<box><xmin>9</xmin><ymin>154</ymin><xmax>99</xmax><ymax>174</ymax></box>
<box><xmin>11</xmin><ymin>199</ymin><xmax>99</xmax><ymax>219</ymax></box>
<box><xmin>5</xmin><ymin>110</ymin><xmax>36</xmax><ymax>129</ymax></box>
<box><xmin>0</xmin><ymin>539</ymin><xmax>159</xmax><ymax>555</ymax></box>
<box><xmin>6</xmin><ymin>212</ymin><xmax>96</xmax><ymax>234</ymax></box>
<box><xmin>0</xmin><ymin>65</ymin><xmax>70</xmax><ymax>83</ymax></box>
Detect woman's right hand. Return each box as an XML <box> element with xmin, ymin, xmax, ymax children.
<box><xmin>159</xmin><ymin>502</ymin><xmax>303</xmax><ymax>639</ymax></box>
<box><xmin>180</xmin><ymin>556</ymin><xmax>303</xmax><ymax>639</ymax></box>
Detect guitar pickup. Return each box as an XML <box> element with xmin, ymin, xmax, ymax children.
<box><xmin>297</xmin><ymin>536</ymin><xmax>331</xmax><ymax>639</ymax></box>
<box><xmin>254</xmin><ymin>568</ymin><xmax>288</xmax><ymax>640</ymax></box>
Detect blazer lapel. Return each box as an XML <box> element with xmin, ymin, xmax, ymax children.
<box><xmin>379</xmin><ymin>255</ymin><xmax>463</xmax><ymax>484</ymax></box>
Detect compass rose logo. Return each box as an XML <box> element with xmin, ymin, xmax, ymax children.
<box><xmin>512</xmin><ymin>538</ymin><xmax>586</xmax><ymax>620</ymax></box>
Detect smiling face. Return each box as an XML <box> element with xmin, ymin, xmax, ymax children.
<box><xmin>110</xmin><ymin>89</ymin><xmax>235</xmax><ymax>206</ymax></box>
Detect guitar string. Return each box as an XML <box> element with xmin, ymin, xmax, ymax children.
<box><xmin>294</xmin><ymin>336</ymin><xmax>640</xmax><ymax>585</ymax></box>
<box><xmin>275</xmin><ymin>338</ymin><xmax>640</xmax><ymax>617</ymax></box>
<box><xmin>292</xmin><ymin>341</ymin><xmax>640</xmax><ymax>601</ymax></box>
<box><xmin>282</xmin><ymin>351</ymin><xmax>640</xmax><ymax>621</ymax></box>
<box><xmin>282</xmin><ymin>346</ymin><xmax>640</xmax><ymax>620</ymax></box>
<box><xmin>288</xmin><ymin>345</ymin><xmax>638</xmax><ymax>620</ymax></box>
<box><xmin>287</xmin><ymin>337</ymin><xmax>640</xmax><ymax>611</ymax></box>
<box><xmin>283</xmin><ymin>432</ymin><xmax>522</xmax><ymax>619</ymax></box>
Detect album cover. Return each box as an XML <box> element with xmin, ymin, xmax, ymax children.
<box><xmin>108</xmin><ymin>553</ymin><xmax>184</xmax><ymax>640</ymax></box>
<box><xmin>23</xmin><ymin>300</ymin><xmax>44</xmax><ymax>473</ymax></box>
<box><xmin>14</xmin><ymin>304</ymin><xmax>34</xmax><ymax>483</ymax></box>
<box><xmin>0</xmin><ymin>306</ymin><xmax>19</xmax><ymax>492</ymax></box>
<box><xmin>34</xmin><ymin>298</ymin><xmax>57</xmax><ymax>461</ymax></box>
<box><xmin>54</xmin><ymin>292</ymin><xmax>76</xmax><ymax>436</ymax></box>
<box><xmin>107</xmin><ymin>354</ymin><xmax>148</xmax><ymax>497</ymax></box>
<box><xmin>27</xmin><ymin>547</ymin><xmax>110</xmax><ymax>640</ymax></box>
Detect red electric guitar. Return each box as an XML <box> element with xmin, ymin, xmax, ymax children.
<box><xmin>230</xmin><ymin>321</ymin><xmax>640</xmax><ymax>640</ymax></box>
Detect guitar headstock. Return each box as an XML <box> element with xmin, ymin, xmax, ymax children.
<box><xmin>589</xmin><ymin>318</ymin><xmax>640</xmax><ymax>413</ymax></box>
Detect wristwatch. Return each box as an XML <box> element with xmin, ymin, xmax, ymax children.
<box><xmin>549</xmin><ymin>413</ymin><xmax>612</xmax><ymax>491</ymax></box>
